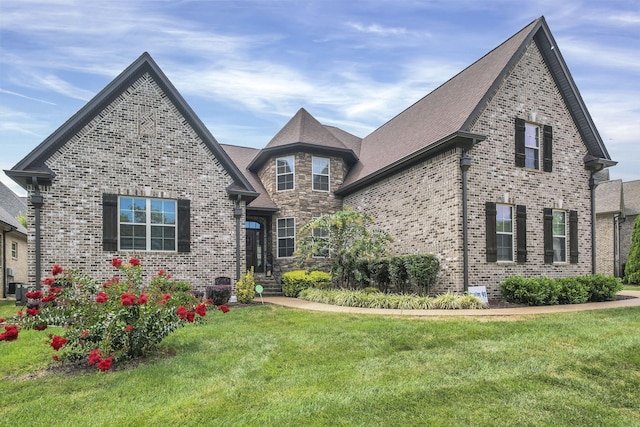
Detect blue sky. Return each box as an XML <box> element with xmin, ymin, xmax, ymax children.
<box><xmin>1</xmin><ymin>0</ymin><xmax>638</xmax><ymax>196</ymax></box>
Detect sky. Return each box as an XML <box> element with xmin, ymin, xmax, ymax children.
<box><xmin>0</xmin><ymin>0</ymin><xmax>638</xmax><ymax>197</ymax></box>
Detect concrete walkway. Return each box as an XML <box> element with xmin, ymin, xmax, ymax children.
<box><xmin>260</xmin><ymin>290</ymin><xmax>640</xmax><ymax>317</ymax></box>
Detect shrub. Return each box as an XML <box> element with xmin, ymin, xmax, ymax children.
<box><xmin>557</xmin><ymin>277</ymin><xmax>590</xmax><ymax>304</ymax></box>
<box><xmin>282</xmin><ymin>270</ymin><xmax>332</xmax><ymax>297</ymax></box>
<box><xmin>235</xmin><ymin>268</ymin><xmax>256</xmax><ymax>304</ymax></box>
<box><xmin>500</xmin><ymin>276</ymin><xmax>559</xmax><ymax>306</ymax></box>
<box><xmin>308</xmin><ymin>271</ymin><xmax>332</xmax><ymax>290</ymax></box>
<box><xmin>206</xmin><ymin>284</ymin><xmax>232</xmax><ymax>305</ymax></box>
<box><xmin>577</xmin><ymin>274</ymin><xmax>622</xmax><ymax>302</ymax></box>
<box><xmin>403</xmin><ymin>254</ymin><xmax>440</xmax><ymax>295</ymax></box>
<box><xmin>4</xmin><ymin>258</ymin><xmax>225</xmax><ymax>371</ymax></box>
<box><xmin>388</xmin><ymin>256</ymin><xmax>408</xmax><ymax>293</ymax></box>
<box><xmin>625</xmin><ymin>215</ymin><xmax>640</xmax><ymax>284</ymax></box>
<box><xmin>368</xmin><ymin>258</ymin><xmax>390</xmax><ymax>292</ymax></box>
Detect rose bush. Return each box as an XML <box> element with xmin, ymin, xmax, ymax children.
<box><xmin>1</xmin><ymin>258</ymin><xmax>230</xmax><ymax>371</ymax></box>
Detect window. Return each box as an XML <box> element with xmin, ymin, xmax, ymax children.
<box><xmin>312</xmin><ymin>157</ymin><xmax>330</xmax><ymax>191</ymax></box>
<box><xmin>119</xmin><ymin>197</ymin><xmax>176</xmax><ymax>251</ymax></box>
<box><xmin>524</xmin><ymin>123</ymin><xmax>540</xmax><ymax>170</ymax></box>
<box><xmin>11</xmin><ymin>242</ymin><xmax>17</xmax><ymax>259</ymax></box>
<box><xmin>496</xmin><ymin>204</ymin><xmax>514</xmax><ymax>262</ymax></box>
<box><xmin>552</xmin><ymin>210</ymin><xmax>567</xmax><ymax>263</ymax></box>
<box><xmin>277</xmin><ymin>218</ymin><xmax>295</xmax><ymax>257</ymax></box>
<box><xmin>276</xmin><ymin>156</ymin><xmax>294</xmax><ymax>191</ymax></box>
<box><xmin>312</xmin><ymin>222</ymin><xmax>330</xmax><ymax>258</ymax></box>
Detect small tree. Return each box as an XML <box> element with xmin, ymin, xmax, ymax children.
<box><xmin>296</xmin><ymin>207</ymin><xmax>393</xmax><ymax>287</ymax></box>
<box><xmin>625</xmin><ymin>215</ymin><xmax>640</xmax><ymax>284</ymax></box>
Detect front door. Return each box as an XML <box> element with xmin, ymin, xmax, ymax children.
<box><xmin>245</xmin><ymin>221</ymin><xmax>264</xmax><ymax>273</ymax></box>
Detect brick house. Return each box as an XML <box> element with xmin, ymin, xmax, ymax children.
<box><xmin>0</xmin><ymin>182</ymin><xmax>28</xmax><ymax>297</ymax></box>
<box><xmin>6</xmin><ymin>17</ymin><xmax>614</xmax><ymax>297</ymax></box>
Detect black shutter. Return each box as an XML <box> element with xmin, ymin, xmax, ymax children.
<box><xmin>516</xmin><ymin>205</ymin><xmax>527</xmax><ymax>263</ymax></box>
<box><xmin>177</xmin><ymin>199</ymin><xmax>190</xmax><ymax>253</ymax></box>
<box><xmin>103</xmin><ymin>193</ymin><xmax>118</xmax><ymax>251</ymax></box>
<box><xmin>543</xmin><ymin>208</ymin><xmax>554</xmax><ymax>264</ymax></box>
<box><xmin>543</xmin><ymin>125</ymin><xmax>553</xmax><ymax>172</ymax></box>
<box><xmin>515</xmin><ymin>118</ymin><xmax>526</xmax><ymax>167</ymax></box>
<box><xmin>486</xmin><ymin>202</ymin><xmax>497</xmax><ymax>262</ymax></box>
<box><xmin>569</xmin><ymin>210</ymin><xmax>578</xmax><ymax>264</ymax></box>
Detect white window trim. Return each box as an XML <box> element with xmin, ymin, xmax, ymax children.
<box><xmin>524</xmin><ymin>122</ymin><xmax>540</xmax><ymax>170</ymax></box>
<box><xmin>552</xmin><ymin>209</ymin><xmax>567</xmax><ymax>263</ymax></box>
<box><xmin>496</xmin><ymin>204</ymin><xmax>514</xmax><ymax>263</ymax></box>
<box><xmin>11</xmin><ymin>241</ymin><xmax>18</xmax><ymax>260</ymax></box>
<box><xmin>277</xmin><ymin>217</ymin><xmax>296</xmax><ymax>258</ymax></box>
<box><xmin>118</xmin><ymin>197</ymin><xmax>178</xmax><ymax>252</ymax></box>
<box><xmin>276</xmin><ymin>156</ymin><xmax>295</xmax><ymax>192</ymax></box>
<box><xmin>312</xmin><ymin>156</ymin><xmax>330</xmax><ymax>192</ymax></box>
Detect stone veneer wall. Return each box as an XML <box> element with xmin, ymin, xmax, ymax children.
<box><xmin>344</xmin><ymin>149</ymin><xmax>464</xmax><ymax>294</ymax></box>
<box><xmin>595</xmin><ymin>213</ymin><xmax>615</xmax><ymax>276</ymax></box>
<box><xmin>26</xmin><ymin>73</ymin><xmax>244</xmax><ymax>291</ymax></box>
<box><xmin>465</xmin><ymin>41</ymin><xmax>592</xmax><ymax>297</ymax></box>
<box><xmin>258</xmin><ymin>153</ymin><xmax>346</xmax><ymax>271</ymax></box>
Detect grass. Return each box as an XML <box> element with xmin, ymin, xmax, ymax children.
<box><xmin>1</xmin><ymin>300</ymin><xmax>640</xmax><ymax>426</ymax></box>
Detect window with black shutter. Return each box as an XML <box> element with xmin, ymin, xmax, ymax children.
<box><xmin>569</xmin><ymin>210</ymin><xmax>578</xmax><ymax>263</ymax></box>
<box><xmin>543</xmin><ymin>125</ymin><xmax>553</xmax><ymax>172</ymax></box>
<box><xmin>103</xmin><ymin>193</ymin><xmax>118</xmax><ymax>251</ymax></box>
<box><xmin>543</xmin><ymin>208</ymin><xmax>554</xmax><ymax>264</ymax></box>
<box><xmin>486</xmin><ymin>202</ymin><xmax>497</xmax><ymax>262</ymax></box>
<box><xmin>516</xmin><ymin>205</ymin><xmax>527</xmax><ymax>263</ymax></box>
<box><xmin>515</xmin><ymin>118</ymin><xmax>526</xmax><ymax>168</ymax></box>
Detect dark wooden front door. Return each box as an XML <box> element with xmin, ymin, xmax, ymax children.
<box><xmin>246</xmin><ymin>228</ymin><xmax>265</xmax><ymax>273</ymax></box>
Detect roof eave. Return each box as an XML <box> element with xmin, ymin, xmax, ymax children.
<box><xmin>247</xmin><ymin>143</ymin><xmax>359</xmax><ymax>172</ymax></box>
<box><xmin>4</xmin><ymin>168</ymin><xmax>56</xmax><ymax>190</ymax></box>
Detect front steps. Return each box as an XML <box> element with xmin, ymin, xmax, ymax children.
<box><xmin>254</xmin><ymin>273</ymin><xmax>283</xmax><ymax>297</ymax></box>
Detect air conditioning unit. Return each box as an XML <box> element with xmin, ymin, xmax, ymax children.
<box><xmin>6</xmin><ymin>268</ymin><xmax>14</xmax><ymax>277</ymax></box>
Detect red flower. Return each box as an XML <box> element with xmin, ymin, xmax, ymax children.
<box><xmin>49</xmin><ymin>287</ymin><xmax>62</xmax><ymax>294</ymax></box>
<box><xmin>97</xmin><ymin>357</ymin><xmax>113</xmax><ymax>372</ymax></box>
<box><xmin>88</xmin><ymin>349</ymin><xmax>102</xmax><ymax>366</ymax></box>
<box><xmin>50</xmin><ymin>335</ymin><xmax>68</xmax><ymax>351</ymax></box>
<box><xmin>26</xmin><ymin>307</ymin><xmax>40</xmax><ymax>316</ymax></box>
<box><xmin>34</xmin><ymin>324</ymin><xmax>48</xmax><ymax>331</ymax></box>
<box><xmin>52</xmin><ymin>355</ymin><xmax>61</xmax><ymax>361</ymax></box>
<box><xmin>120</xmin><ymin>293</ymin><xmax>137</xmax><ymax>306</ymax></box>
<box><xmin>16</xmin><ymin>311</ymin><xmax>24</xmax><ymax>317</ymax></box>
<box><xmin>0</xmin><ymin>325</ymin><xmax>19</xmax><ymax>341</ymax></box>
<box><xmin>96</xmin><ymin>292</ymin><xmax>109</xmax><ymax>303</ymax></box>
<box><xmin>128</xmin><ymin>257</ymin><xmax>140</xmax><ymax>267</ymax></box>
<box><xmin>0</xmin><ymin>318</ymin><xmax>4</xmax><ymax>323</ymax></box>
<box><xmin>112</xmin><ymin>257</ymin><xmax>123</xmax><ymax>268</ymax></box>
<box><xmin>51</xmin><ymin>264</ymin><xmax>63</xmax><ymax>276</ymax></box>
<box><xmin>25</xmin><ymin>290</ymin><xmax>43</xmax><ymax>299</ymax></box>
<box><xmin>195</xmin><ymin>303</ymin><xmax>207</xmax><ymax>317</ymax></box>
<box><xmin>125</xmin><ymin>325</ymin><xmax>134</xmax><ymax>332</ymax></box>
<box><xmin>205</xmin><ymin>298</ymin><xmax>214</xmax><ymax>305</ymax></box>
<box><xmin>80</xmin><ymin>330</ymin><xmax>90</xmax><ymax>338</ymax></box>
<box><xmin>137</xmin><ymin>294</ymin><xmax>149</xmax><ymax>305</ymax></box>
<box><xmin>186</xmin><ymin>312</ymin><xmax>195</xmax><ymax>323</ymax></box>
<box><xmin>176</xmin><ymin>306</ymin><xmax>188</xmax><ymax>320</ymax></box>
<box><xmin>218</xmin><ymin>305</ymin><xmax>230</xmax><ymax>314</ymax></box>
<box><xmin>158</xmin><ymin>294</ymin><xmax>172</xmax><ymax>305</ymax></box>
<box><xmin>41</xmin><ymin>277</ymin><xmax>55</xmax><ymax>286</ymax></box>
<box><xmin>157</xmin><ymin>269</ymin><xmax>165</xmax><ymax>276</ymax></box>
<box><xmin>41</xmin><ymin>294</ymin><xmax>56</xmax><ymax>303</ymax></box>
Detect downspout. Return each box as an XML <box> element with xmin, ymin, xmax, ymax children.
<box><xmin>31</xmin><ymin>177</ymin><xmax>44</xmax><ymax>290</ymax></box>
<box><xmin>2</xmin><ymin>228</ymin><xmax>6</xmax><ymax>298</ymax></box>
<box><xmin>460</xmin><ymin>148</ymin><xmax>472</xmax><ymax>292</ymax></box>
<box><xmin>233</xmin><ymin>195</ymin><xmax>243</xmax><ymax>282</ymax></box>
<box><xmin>589</xmin><ymin>172</ymin><xmax>597</xmax><ymax>274</ymax></box>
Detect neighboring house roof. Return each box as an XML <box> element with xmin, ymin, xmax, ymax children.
<box><xmin>0</xmin><ymin>181</ymin><xmax>27</xmax><ymax>218</ymax></box>
<box><xmin>596</xmin><ymin>179</ymin><xmax>623</xmax><ymax>215</ymax></box>
<box><xmin>248</xmin><ymin>108</ymin><xmax>359</xmax><ymax>172</ymax></box>
<box><xmin>337</xmin><ymin>16</ymin><xmax>612</xmax><ymax>193</ymax></box>
<box><xmin>0</xmin><ymin>205</ymin><xmax>27</xmax><ymax>235</ymax></box>
<box><xmin>220</xmin><ymin>144</ymin><xmax>279</xmax><ymax>212</ymax></box>
<box><xmin>4</xmin><ymin>52</ymin><xmax>257</xmax><ymax>201</ymax></box>
<box><xmin>623</xmin><ymin>180</ymin><xmax>640</xmax><ymax>217</ymax></box>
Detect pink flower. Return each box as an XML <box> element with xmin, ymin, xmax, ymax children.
<box><xmin>137</xmin><ymin>294</ymin><xmax>149</xmax><ymax>305</ymax></box>
<box><xmin>157</xmin><ymin>269</ymin><xmax>165</xmax><ymax>276</ymax></box>
<box><xmin>50</xmin><ymin>335</ymin><xmax>68</xmax><ymax>351</ymax></box>
<box><xmin>218</xmin><ymin>305</ymin><xmax>230</xmax><ymax>314</ymax></box>
<box><xmin>158</xmin><ymin>294</ymin><xmax>172</xmax><ymax>305</ymax></box>
<box><xmin>128</xmin><ymin>257</ymin><xmax>140</xmax><ymax>267</ymax></box>
<box><xmin>88</xmin><ymin>349</ymin><xmax>102</xmax><ymax>366</ymax></box>
<box><xmin>112</xmin><ymin>257</ymin><xmax>123</xmax><ymax>268</ymax></box>
<box><xmin>80</xmin><ymin>330</ymin><xmax>90</xmax><ymax>338</ymax></box>
<box><xmin>120</xmin><ymin>293</ymin><xmax>137</xmax><ymax>306</ymax></box>
<box><xmin>125</xmin><ymin>325</ymin><xmax>134</xmax><ymax>332</ymax></box>
<box><xmin>97</xmin><ymin>357</ymin><xmax>113</xmax><ymax>372</ymax></box>
<box><xmin>96</xmin><ymin>292</ymin><xmax>109</xmax><ymax>303</ymax></box>
<box><xmin>41</xmin><ymin>294</ymin><xmax>56</xmax><ymax>303</ymax></box>
<box><xmin>195</xmin><ymin>303</ymin><xmax>207</xmax><ymax>317</ymax></box>
<box><xmin>51</xmin><ymin>264</ymin><xmax>63</xmax><ymax>276</ymax></box>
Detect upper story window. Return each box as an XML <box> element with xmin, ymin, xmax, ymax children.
<box><xmin>524</xmin><ymin>123</ymin><xmax>540</xmax><ymax>170</ymax></box>
<box><xmin>552</xmin><ymin>210</ymin><xmax>567</xmax><ymax>263</ymax></box>
<box><xmin>496</xmin><ymin>204</ymin><xmax>514</xmax><ymax>262</ymax></box>
<box><xmin>312</xmin><ymin>157</ymin><xmax>330</xmax><ymax>192</ymax></box>
<box><xmin>119</xmin><ymin>197</ymin><xmax>177</xmax><ymax>251</ymax></box>
<box><xmin>276</xmin><ymin>156</ymin><xmax>294</xmax><ymax>191</ymax></box>
<box><xmin>11</xmin><ymin>241</ymin><xmax>17</xmax><ymax>259</ymax></box>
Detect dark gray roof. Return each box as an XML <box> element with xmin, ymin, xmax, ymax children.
<box><xmin>0</xmin><ymin>181</ymin><xmax>27</xmax><ymax>218</ymax></box>
<box><xmin>5</xmin><ymin>52</ymin><xmax>257</xmax><ymax>200</ymax></box>
<box><xmin>595</xmin><ymin>180</ymin><xmax>623</xmax><ymax>215</ymax></box>
<box><xmin>623</xmin><ymin>180</ymin><xmax>640</xmax><ymax>217</ymax></box>
<box><xmin>0</xmin><ymin>205</ymin><xmax>27</xmax><ymax>235</ymax></box>
<box><xmin>338</xmin><ymin>16</ymin><xmax>612</xmax><ymax>193</ymax></box>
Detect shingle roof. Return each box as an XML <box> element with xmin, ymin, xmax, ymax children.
<box><xmin>623</xmin><ymin>180</ymin><xmax>640</xmax><ymax>217</ymax></box>
<box><xmin>220</xmin><ymin>144</ymin><xmax>279</xmax><ymax>212</ymax></box>
<box><xmin>0</xmin><ymin>205</ymin><xmax>27</xmax><ymax>235</ymax></box>
<box><xmin>264</xmin><ymin>108</ymin><xmax>349</xmax><ymax>151</ymax></box>
<box><xmin>338</xmin><ymin>16</ymin><xmax>612</xmax><ymax>192</ymax></box>
<box><xmin>596</xmin><ymin>180</ymin><xmax>623</xmax><ymax>214</ymax></box>
<box><xmin>0</xmin><ymin>181</ymin><xmax>27</xmax><ymax>218</ymax></box>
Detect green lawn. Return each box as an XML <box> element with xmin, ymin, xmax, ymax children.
<box><xmin>1</xmin><ymin>300</ymin><xmax>639</xmax><ymax>426</ymax></box>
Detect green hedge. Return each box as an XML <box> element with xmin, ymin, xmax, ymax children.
<box><xmin>282</xmin><ymin>270</ymin><xmax>332</xmax><ymax>297</ymax></box>
<box><xmin>500</xmin><ymin>274</ymin><xmax>622</xmax><ymax>306</ymax></box>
